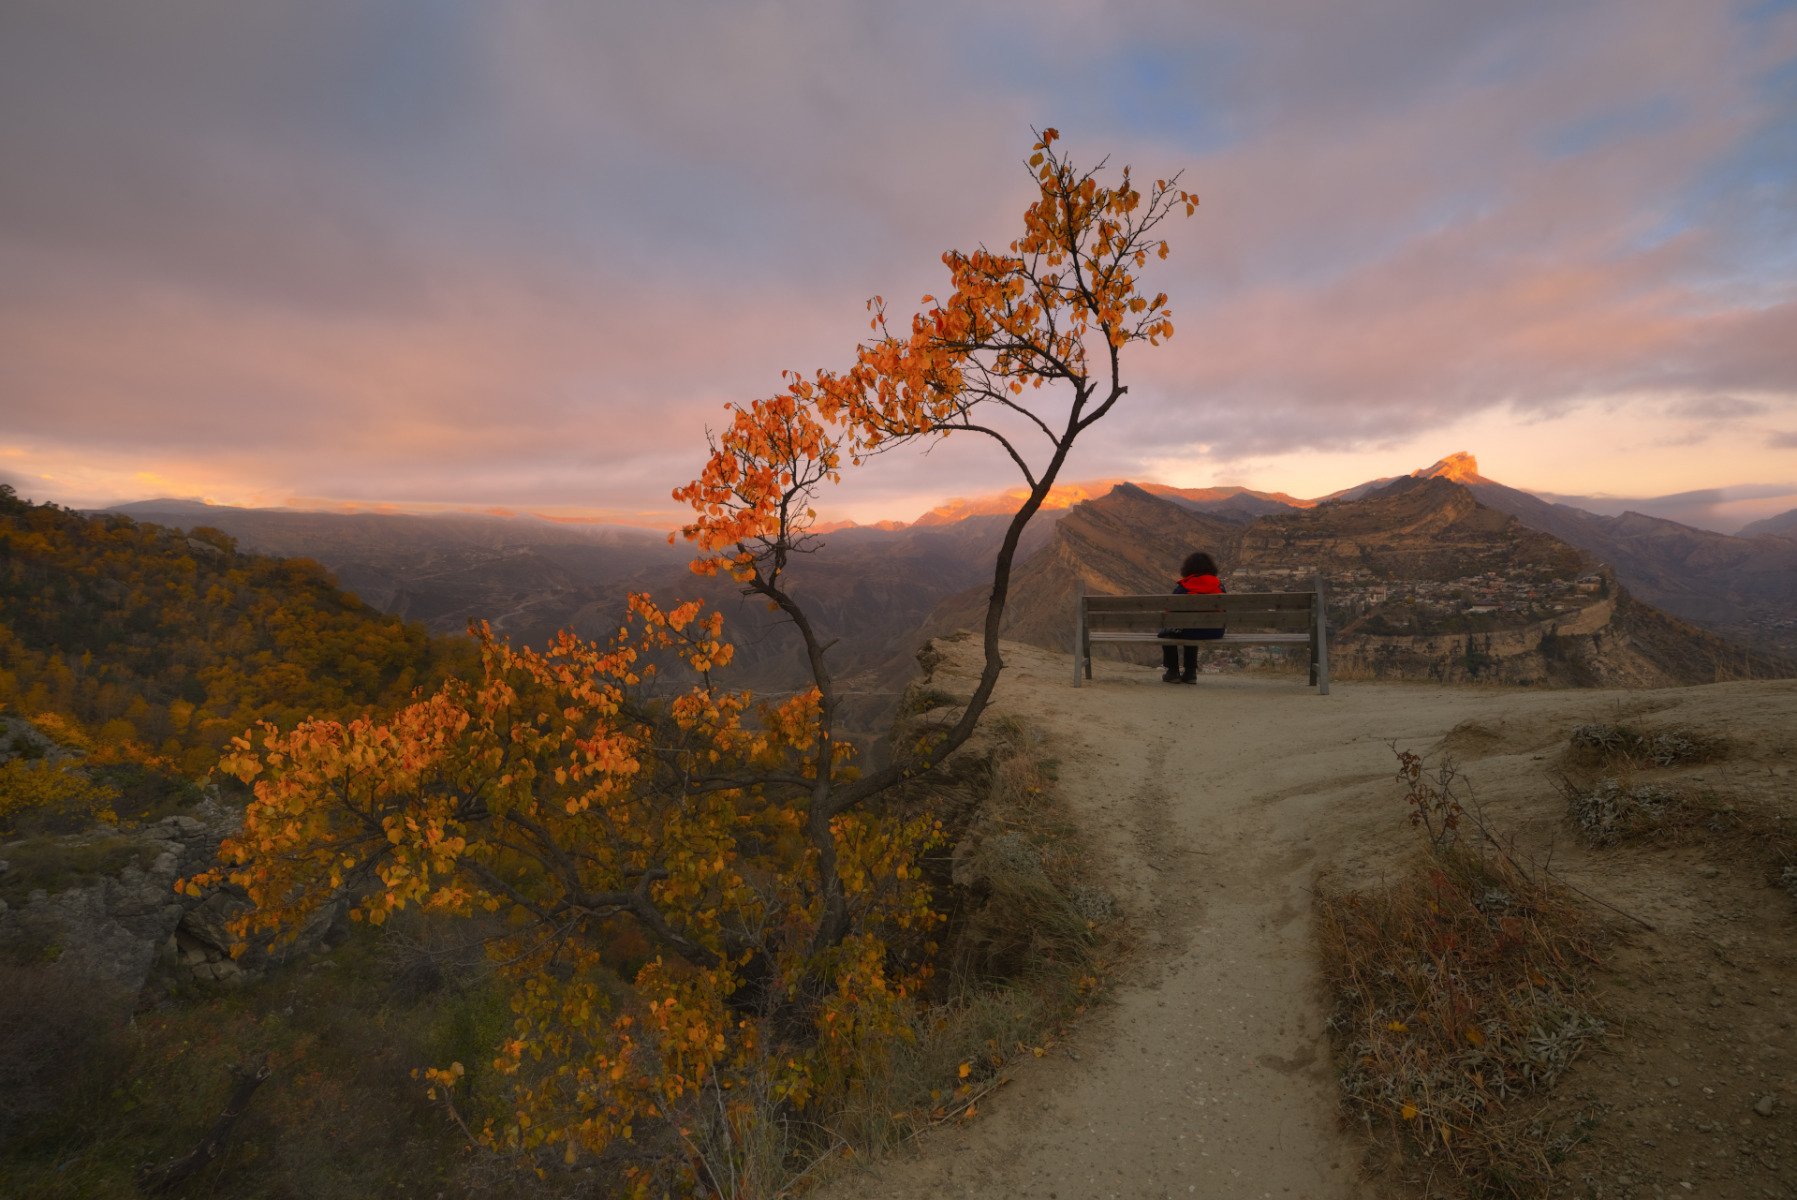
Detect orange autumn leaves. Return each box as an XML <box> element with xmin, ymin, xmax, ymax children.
<box><xmin>186</xmin><ymin>594</ymin><xmax>939</xmax><ymax>1163</ymax></box>
<box><xmin>675</xmin><ymin>128</ymin><xmax>1195</xmax><ymax>579</ymax></box>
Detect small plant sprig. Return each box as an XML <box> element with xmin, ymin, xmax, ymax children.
<box><xmin>1394</xmin><ymin>744</ymin><xmax>1465</xmax><ymax>849</ymax></box>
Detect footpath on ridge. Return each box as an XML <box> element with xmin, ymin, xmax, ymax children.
<box><xmin>825</xmin><ymin>639</ymin><xmax>1785</xmax><ymax>1200</ymax></box>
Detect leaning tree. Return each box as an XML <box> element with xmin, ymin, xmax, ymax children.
<box><xmin>190</xmin><ymin>129</ymin><xmax>1195</xmax><ymax>1173</ymax></box>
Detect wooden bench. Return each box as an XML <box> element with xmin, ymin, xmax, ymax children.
<box><xmin>1072</xmin><ymin>578</ymin><xmax>1330</xmax><ymax>693</ymax></box>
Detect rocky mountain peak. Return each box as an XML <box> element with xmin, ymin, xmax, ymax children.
<box><xmin>1415</xmin><ymin>451</ymin><xmax>1483</xmax><ymax>483</ymax></box>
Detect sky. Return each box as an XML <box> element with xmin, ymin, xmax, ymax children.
<box><xmin>2</xmin><ymin>1</ymin><xmax>1796</xmax><ymax>533</ymax></box>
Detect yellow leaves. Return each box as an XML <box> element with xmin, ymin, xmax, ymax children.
<box><xmin>1401</xmin><ymin>1102</ymin><xmax>1419</xmax><ymax>1120</ymax></box>
<box><xmin>957</xmin><ymin>1061</ymin><xmax>972</xmax><ymax>1079</ymax></box>
<box><xmin>1388</xmin><ymin>1021</ymin><xmax>1410</xmax><ymax>1033</ymax></box>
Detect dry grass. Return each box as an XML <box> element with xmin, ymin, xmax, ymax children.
<box><xmin>1316</xmin><ymin>752</ymin><xmax>1609</xmax><ymax>1198</ymax></box>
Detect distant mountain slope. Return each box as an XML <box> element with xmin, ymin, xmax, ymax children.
<box><xmin>1310</xmin><ymin>455</ymin><xmax>1797</xmax><ymax>659</ymax></box>
<box><xmin>1447</xmin><ymin>476</ymin><xmax>1797</xmax><ymax>658</ymax></box>
<box><xmin>2</xmin><ymin>487</ymin><xmax>470</xmax><ymax>780</ymax></box>
<box><xmin>90</xmin><ymin>498</ymin><xmax>1065</xmax><ymax>744</ymax></box>
<box><xmin>95</xmin><ymin>501</ymin><xmax>691</xmax><ymax>646</ymax></box>
<box><xmin>1137</xmin><ymin>483</ymin><xmax>1311</xmax><ymax>521</ymax></box>
<box><xmin>917</xmin><ymin>483</ymin><xmax>1239</xmax><ymax>651</ymax></box>
<box><xmin>1739</xmin><ymin>507</ymin><xmax>1797</xmax><ymax>539</ymax></box>
<box><xmin>918</xmin><ymin>480</ymin><xmax>1790</xmax><ymax>688</ymax></box>
<box><xmin>1239</xmin><ymin>474</ymin><xmax>1582</xmax><ymax>580</ymax></box>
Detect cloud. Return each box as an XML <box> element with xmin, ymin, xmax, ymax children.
<box><xmin>1664</xmin><ymin>395</ymin><xmax>1767</xmax><ymax>420</ymax></box>
<box><xmin>1</xmin><ymin>0</ymin><xmax>1794</xmax><ymax>515</ymax></box>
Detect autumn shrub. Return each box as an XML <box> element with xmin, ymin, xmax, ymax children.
<box><xmin>784</xmin><ymin>718</ymin><xmax>1113</xmax><ymax>1169</ymax></box>
<box><xmin>378</xmin><ymin>907</ymin><xmax>503</xmax><ymax>1002</ymax></box>
<box><xmin>0</xmin><ymin>757</ymin><xmax>119</xmax><ymax>835</ymax></box>
<box><xmin>1316</xmin><ymin>751</ymin><xmax>1607</xmax><ymax>1197</ymax></box>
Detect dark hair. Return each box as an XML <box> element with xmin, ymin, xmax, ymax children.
<box><xmin>1180</xmin><ymin>550</ymin><xmax>1219</xmax><ymax>578</ymax></box>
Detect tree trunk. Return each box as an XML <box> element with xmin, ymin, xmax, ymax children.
<box><xmin>137</xmin><ymin>1058</ymin><xmax>271</xmax><ymax>1194</ymax></box>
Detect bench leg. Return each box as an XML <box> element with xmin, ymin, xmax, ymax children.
<box><xmin>1316</xmin><ymin>625</ymin><xmax>1331</xmax><ymax>696</ymax></box>
<box><xmin>1072</xmin><ymin>580</ymin><xmax>1085</xmax><ymax>688</ymax></box>
<box><xmin>1312</xmin><ymin>574</ymin><xmax>1331</xmax><ymax>695</ymax></box>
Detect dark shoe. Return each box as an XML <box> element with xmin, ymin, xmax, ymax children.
<box><xmin>1179</xmin><ymin>673</ymin><xmax>1198</xmax><ymax>685</ymax></box>
<box><xmin>1162</xmin><ymin>668</ymin><xmax>1182</xmax><ymax>683</ymax></box>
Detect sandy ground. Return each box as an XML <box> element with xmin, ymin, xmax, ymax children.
<box><xmin>823</xmin><ymin>641</ymin><xmax>1797</xmax><ymax>1200</ymax></box>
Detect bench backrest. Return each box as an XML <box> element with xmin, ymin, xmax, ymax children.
<box><xmin>1082</xmin><ymin>590</ymin><xmax>1317</xmax><ymax>631</ymax></box>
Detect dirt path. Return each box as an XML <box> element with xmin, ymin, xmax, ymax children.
<box><xmin>826</xmin><ymin>641</ymin><xmax>1796</xmax><ymax>1200</ymax></box>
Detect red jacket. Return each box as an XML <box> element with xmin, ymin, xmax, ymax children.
<box><xmin>1163</xmin><ymin>573</ymin><xmax>1225</xmax><ymax>638</ymax></box>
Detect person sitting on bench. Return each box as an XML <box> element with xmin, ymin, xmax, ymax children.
<box><xmin>1161</xmin><ymin>550</ymin><xmax>1225</xmax><ymax>684</ymax></box>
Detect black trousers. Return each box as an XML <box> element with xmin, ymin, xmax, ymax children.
<box><xmin>1161</xmin><ymin>629</ymin><xmax>1222</xmax><ymax>674</ymax></box>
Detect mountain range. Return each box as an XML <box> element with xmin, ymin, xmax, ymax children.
<box><xmin>91</xmin><ymin>452</ymin><xmax>1797</xmax><ymax>722</ymax></box>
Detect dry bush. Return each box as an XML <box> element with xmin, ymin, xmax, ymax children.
<box><xmin>1556</xmin><ymin>743</ymin><xmax>1797</xmax><ymax>898</ymax></box>
<box><xmin>1555</xmin><ymin>774</ymin><xmax>1777</xmax><ymax>850</ymax></box>
<box><xmin>1566</xmin><ymin>723</ymin><xmax>1726</xmax><ymax>772</ymax></box>
<box><xmin>1317</xmin><ymin>751</ymin><xmax>1608</xmax><ymax>1197</ymax></box>
<box><xmin>1560</xmin><ymin>778</ymin><xmax>1684</xmax><ymax>846</ymax></box>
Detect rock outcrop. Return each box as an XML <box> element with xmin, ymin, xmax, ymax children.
<box><xmin>0</xmin><ymin>799</ymin><xmax>346</xmax><ymax>1006</ymax></box>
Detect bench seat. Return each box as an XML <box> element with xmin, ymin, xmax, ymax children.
<box><xmin>1086</xmin><ymin>630</ymin><xmax>1313</xmax><ymax>644</ymax></box>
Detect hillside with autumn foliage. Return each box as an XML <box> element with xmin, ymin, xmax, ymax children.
<box><xmin>0</xmin><ymin>483</ymin><xmax>472</xmax><ymax>789</ymax></box>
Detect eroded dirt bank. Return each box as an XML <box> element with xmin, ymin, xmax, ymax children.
<box><xmin>825</xmin><ymin>639</ymin><xmax>1797</xmax><ymax>1200</ymax></box>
